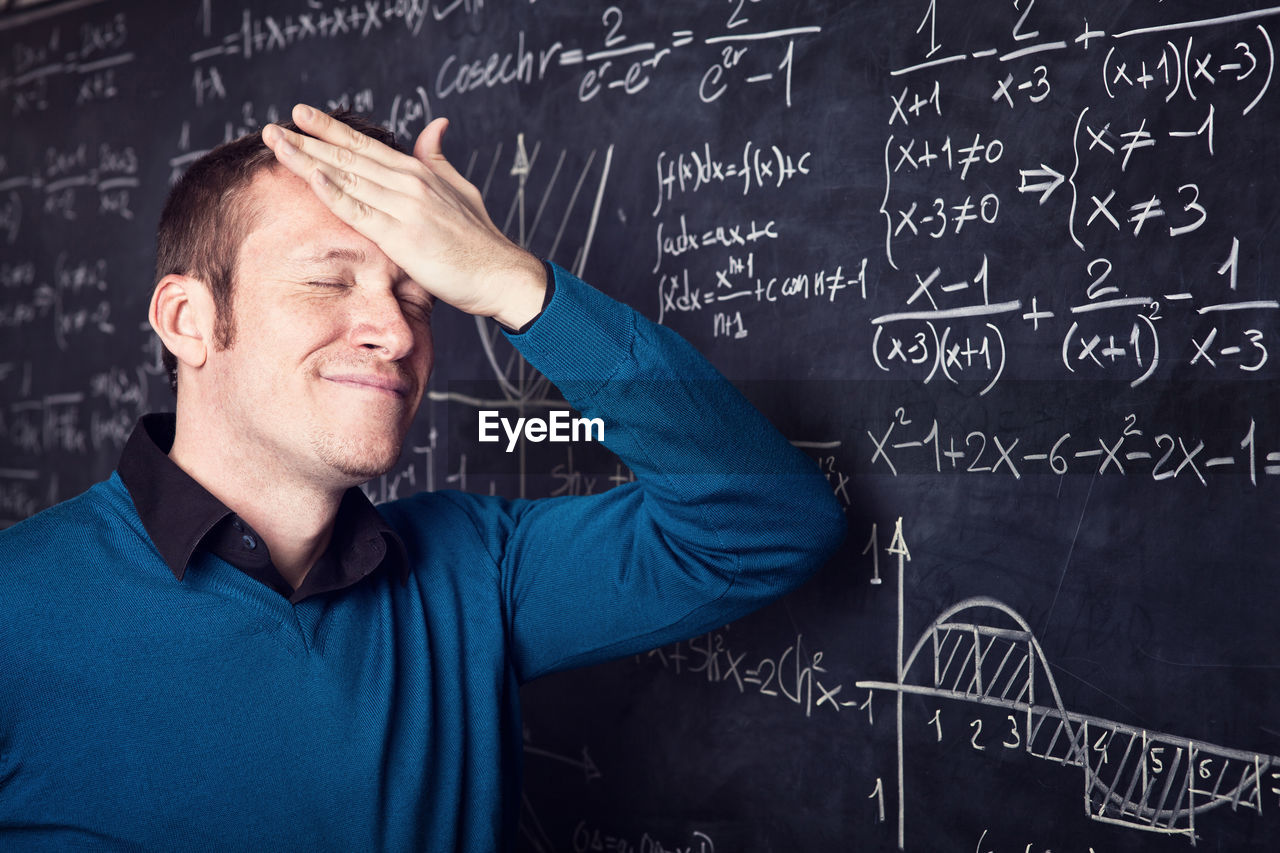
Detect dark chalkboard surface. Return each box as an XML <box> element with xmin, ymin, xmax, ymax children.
<box><xmin>3</xmin><ymin>1</ymin><xmax>1279</xmax><ymax>849</ymax></box>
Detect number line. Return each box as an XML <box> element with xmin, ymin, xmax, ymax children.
<box><xmin>850</xmin><ymin>680</ymin><xmax>1277</xmax><ymax>767</ymax></box>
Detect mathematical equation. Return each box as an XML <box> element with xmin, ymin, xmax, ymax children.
<box><xmin>0</xmin><ymin>10</ymin><xmax>132</xmax><ymax>114</ymax></box>
<box><xmin>884</xmin><ymin>89</ymin><xmax>1261</xmax><ymax>255</ymax></box>
<box><xmin>869</xmin><ymin>257</ymin><xmax>1277</xmax><ymax>392</ymax></box>
<box><xmin>873</xmin><ymin>4</ymin><xmax>1279</xmax><ymax>402</ymax></box>
<box><xmin>865</xmin><ymin>407</ymin><xmax>1279</xmax><ymax>485</ymax></box>
<box><xmin>189</xmin><ymin>0</ymin><xmax>432</xmax><ymax>64</ymax></box>
<box><xmin>0</xmin><ymin>254</ymin><xmax>119</xmax><ymax>350</ymax></box>
<box><xmin>892</xmin><ymin>1</ymin><xmax>1276</xmax><ymax>109</ymax></box>
<box><xmin>571</xmin><ymin>821</ymin><xmax>715</xmax><ymax>853</ymax></box>
<box><xmin>642</xmin><ymin>627</ymin><xmax>856</xmax><ymax>720</ymax></box>
<box><xmin>656</xmin><ymin>254</ymin><xmax>864</xmax><ymax>341</ymax></box>
<box><xmin>648</xmin><ymin>135</ymin><xmax>867</xmax><ymax>340</ymax></box>
<box><xmin>2</xmin><ymin>362</ymin><xmax>150</xmax><ymax>451</ymax></box>
<box><xmin>0</xmin><ymin>356</ymin><xmax>154</xmax><ymax>527</ymax></box>
<box><xmin>185</xmin><ymin>1</ymin><xmax>820</xmax><ymax>110</ymax></box>
<box><xmin>556</xmin><ymin>2</ymin><xmax>817</xmax><ymax>106</ymax></box>
<box><xmin>0</xmin><ymin>142</ymin><xmax>140</xmax><ymax>231</ymax></box>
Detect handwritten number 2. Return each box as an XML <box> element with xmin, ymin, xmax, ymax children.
<box><xmin>602</xmin><ymin>7</ymin><xmax>624</xmax><ymax>47</ymax></box>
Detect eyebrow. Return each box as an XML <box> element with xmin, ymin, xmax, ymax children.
<box><xmin>294</xmin><ymin>247</ymin><xmax>368</xmax><ymax>266</ymax></box>
<box><xmin>291</xmin><ymin>247</ymin><xmax>410</xmax><ymax>284</ymax></box>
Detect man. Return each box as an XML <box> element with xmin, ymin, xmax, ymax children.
<box><xmin>0</xmin><ymin>105</ymin><xmax>844</xmax><ymax>850</ymax></box>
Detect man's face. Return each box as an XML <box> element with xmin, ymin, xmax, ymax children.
<box><xmin>204</xmin><ymin>166</ymin><xmax>433</xmax><ymax>488</ymax></box>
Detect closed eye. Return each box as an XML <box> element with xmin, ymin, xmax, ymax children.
<box><xmin>400</xmin><ymin>296</ymin><xmax>433</xmax><ymax>322</ymax></box>
<box><xmin>394</xmin><ymin>282</ymin><xmax>434</xmax><ymax>321</ymax></box>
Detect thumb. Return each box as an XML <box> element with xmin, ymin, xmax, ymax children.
<box><xmin>413</xmin><ymin>117</ymin><xmax>474</xmax><ymax>195</ymax></box>
<box><xmin>413</xmin><ymin>117</ymin><xmax>450</xmax><ymax>165</ymax></box>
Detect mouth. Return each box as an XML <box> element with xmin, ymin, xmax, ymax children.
<box><xmin>323</xmin><ymin>373</ymin><xmax>414</xmax><ymax>399</ymax></box>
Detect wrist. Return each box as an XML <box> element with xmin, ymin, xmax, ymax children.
<box><xmin>490</xmin><ymin>253</ymin><xmax>549</xmax><ymax>331</ymax></box>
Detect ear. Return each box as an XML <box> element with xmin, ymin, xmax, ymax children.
<box><xmin>149</xmin><ymin>274</ymin><xmax>214</xmax><ymax>372</ymax></box>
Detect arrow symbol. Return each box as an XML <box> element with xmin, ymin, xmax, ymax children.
<box><xmin>523</xmin><ymin>744</ymin><xmax>602</xmax><ymax>782</ymax></box>
<box><xmin>510</xmin><ymin>132</ymin><xmax>530</xmax><ymax>246</ymax></box>
<box><xmin>509</xmin><ymin>131</ymin><xmax>530</xmax><ymax>179</ymax></box>
<box><xmin>1017</xmin><ymin>164</ymin><xmax>1064</xmax><ymax>204</ymax></box>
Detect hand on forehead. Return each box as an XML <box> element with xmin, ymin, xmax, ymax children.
<box><xmin>261</xmin><ymin>103</ymin><xmax>546</xmax><ymax>327</ymax></box>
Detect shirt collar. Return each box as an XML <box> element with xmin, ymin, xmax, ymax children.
<box><xmin>117</xmin><ymin>414</ymin><xmax>408</xmax><ymax>597</ymax></box>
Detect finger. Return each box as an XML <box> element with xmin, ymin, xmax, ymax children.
<box><xmin>267</xmin><ymin>127</ymin><xmax>411</xmax><ymax>223</ymax></box>
<box><xmin>264</xmin><ymin>122</ymin><xmax>416</xmax><ymax>198</ymax></box>
<box><xmin>412</xmin><ymin>117</ymin><xmax>449</xmax><ymax>163</ymax></box>
<box><xmin>306</xmin><ymin>165</ymin><xmax>403</xmax><ymax>240</ymax></box>
<box><xmin>289</xmin><ymin>103</ymin><xmax>405</xmax><ymax>171</ymax></box>
<box><xmin>411</xmin><ymin>117</ymin><xmax>488</xmax><ymax>208</ymax></box>
<box><xmin>413</xmin><ymin>118</ymin><xmax>477</xmax><ymax>189</ymax></box>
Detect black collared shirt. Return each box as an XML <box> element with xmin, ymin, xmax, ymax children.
<box><xmin>117</xmin><ymin>414</ymin><xmax>408</xmax><ymax>603</ymax></box>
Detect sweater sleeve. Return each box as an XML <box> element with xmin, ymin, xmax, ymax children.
<box><xmin>468</xmin><ymin>262</ymin><xmax>845</xmax><ymax>683</ymax></box>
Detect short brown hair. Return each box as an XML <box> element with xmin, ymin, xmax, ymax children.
<box><xmin>154</xmin><ymin>110</ymin><xmax>398</xmax><ymax>394</ymax></box>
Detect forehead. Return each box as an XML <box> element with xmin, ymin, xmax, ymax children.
<box><xmin>237</xmin><ymin>166</ymin><xmax>398</xmax><ymax>275</ymax></box>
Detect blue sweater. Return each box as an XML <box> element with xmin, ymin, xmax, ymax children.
<box><xmin>0</xmin><ymin>266</ymin><xmax>845</xmax><ymax>851</ymax></box>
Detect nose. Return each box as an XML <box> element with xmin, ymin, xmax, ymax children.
<box><xmin>348</xmin><ymin>287</ymin><xmax>418</xmax><ymax>362</ymax></box>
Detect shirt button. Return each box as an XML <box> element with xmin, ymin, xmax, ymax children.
<box><xmin>242</xmin><ymin>534</ymin><xmax>257</xmax><ymax>550</ymax></box>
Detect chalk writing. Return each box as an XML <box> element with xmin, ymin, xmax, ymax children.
<box><xmin>652</xmin><ymin>141</ymin><xmax>812</xmax><ymax>215</ymax></box>
<box><xmin>2</xmin><ymin>2</ymin><xmax>1279</xmax><ymax>848</ymax></box>
<box><xmin>644</xmin><ymin>626</ymin><xmax>857</xmax><ymax>720</ymax></box>
<box><xmin>866</xmin><ymin>408</ymin><xmax>1280</xmax><ymax>485</ymax></box>
<box><xmin>189</xmin><ymin>2</ymin><xmax>431</xmax><ymax>64</ymax></box>
<box><xmin>0</xmin><ymin>11</ymin><xmax>133</xmax><ymax>114</ymax></box>
<box><xmin>859</xmin><ymin>591</ymin><xmax>1280</xmax><ymax>845</ymax></box>
<box><xmin>854</xmin><ymin>518</ymin><xmax>1280</xmax><ymax>848</ymax></box>
<box><xmin>556</xmin><ymin>3</ymin><xmax>821</xmax><ymax>106</ymax></box>
<box><xmin>0</xmin><ymin>142</ymin><xmax>140</xmax><ymax>223</ymax></box>
<box><xmin>572</xmin><ymin>821</ymin><xmax>715</xmax><ymax>853</ymax></box>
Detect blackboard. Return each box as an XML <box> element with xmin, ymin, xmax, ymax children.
<box><xmin>3</xmin><ymin>0</ymin><xmax>1279</xmax><ymax>850</ymax></box>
